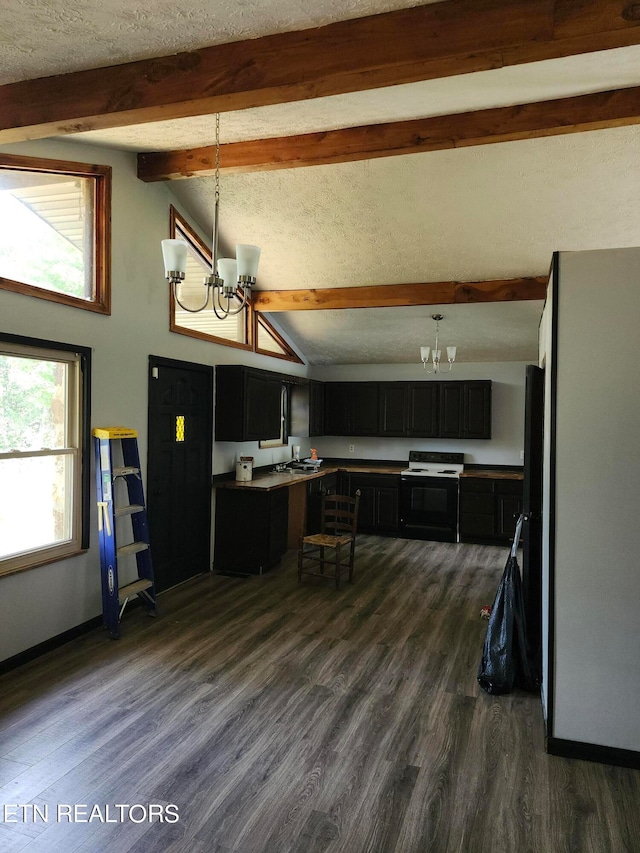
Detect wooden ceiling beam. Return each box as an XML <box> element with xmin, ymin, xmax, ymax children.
<box><xmin>2</xmin><ymin>0</ymin><xmax>640</xmax><ymax>144</ymax></box>
<box><xmin>138</xmin><ymin>85</ymin><xmax>640</xmax><ymax>180</ymax></box>
<box><xmin>252</xmin><ymin>278</ymin><xmax>548</xmax><ymax>312</ymax></box>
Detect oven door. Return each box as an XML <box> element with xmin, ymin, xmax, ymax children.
<box><xmin>400</xmin><ymin>475</ymin><xmax>459</xmax><ymax>542</ymax></box>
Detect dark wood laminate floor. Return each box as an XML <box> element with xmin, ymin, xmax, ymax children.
<box><xmin>1</xmin><ymin>536</ymin><xmax>638</xmax><ymax>853</ymax></box>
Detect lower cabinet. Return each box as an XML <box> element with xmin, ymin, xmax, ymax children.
<box><xmin>344</xmin><ymin>473</ymin><xmax>400</xmax><ymax>534</ymax></box>
<box><xmin>214</xmin><ymin>487</ymin><xmax>289</xmax><ymax>574</ymax></box>
<box><xmin>459</xmin><ymin>477</ymin><xmax>523</xmax><ymax>544</ymax></box>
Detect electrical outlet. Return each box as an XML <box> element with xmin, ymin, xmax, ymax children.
<box><xmin>349</xmin><ymin>444</ymin><xmax>355</xmax><ymax>453</ymax></box>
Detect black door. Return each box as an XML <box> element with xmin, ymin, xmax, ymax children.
<box><xmin>147</xmin><ymin>357</ymin><xmax>213</xmax><ymax>592</ymax></box>
<box><xmin>523</xmin><ymin>364</ymin><xmax>544</xmax><ymax>668</ymax></box>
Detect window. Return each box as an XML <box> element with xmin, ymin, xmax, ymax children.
<box><xmin>259</xmin><ymin>384</ymin><xmax>289</xmax><ymax>448</ymax></box>
<box><xmin>0</xmin><ymin>335</ymin><xmax>91</xmax><ymax>576</ymax></box>
<box><xmin>169</xmin><ymin>207</ymin><xmax>302</xmax><ymax>362</ymax></box>
<box><xmin>0</xmin><ymin>153</ymin><xmax>111</xmax><ymax>313</ymax></box>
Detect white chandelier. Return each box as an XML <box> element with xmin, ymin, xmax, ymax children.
<box><xmin>161</xmin><ymin>113</ymin><xmax>260</xmax><ymax>318</ymax></box>
<box><xmin>420</xmin><ymin>314</ymin><xmax>456</xmax><ymax>373</ymax></box>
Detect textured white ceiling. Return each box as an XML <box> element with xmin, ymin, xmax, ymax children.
<box><xmin>0</xmin><ymin>0</ymin><xmax>443</xmax><ymax>85</ymax></box>
<box><xmin>271</xmin><ymin>302</ymin><xmax>544</xmax><ymax>365</ymax></box>
<box><xmin>5</xmin><ymin>0</ymin><xmax>640</xmax><ymax>365</ymax></box>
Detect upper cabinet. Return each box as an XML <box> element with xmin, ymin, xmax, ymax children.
<box><xmin>329</xmin><ymin>379</ymin><xmax>491</xmax><ymax>439</ymax></box>
<box><xmin>324</xmin><ymin>382</ymin><xmax>378</xmax><ymax>436</ymax></box>
<box><xmin>215</xmin><ymin>365</ymin><xmax>284</xmax><ymax>441</ymax></box>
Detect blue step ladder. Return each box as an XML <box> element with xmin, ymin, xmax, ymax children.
<box><xmin>93</xmin><ymin>427</ymin><xmax>156</xmax><ymax>638</ymax></box>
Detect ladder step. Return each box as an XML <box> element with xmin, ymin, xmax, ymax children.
<box><xmin>113</xmin><ymin>466</ymin><xmax>140</xmax><ymax>477</ymax></box>
<box><xmin>117</xmin><ymin>541</ymin><xmax>149</xmax><ymax>557</ymax></box>
<box><xmin>118</xmin><ymin>578</ymin><xmax>153</xmax><ymax>603</ymax></box>
<box><xmin>115</xmin><ymin>504</ymin><xmax>145</xmax><ymax>518</ymax></box>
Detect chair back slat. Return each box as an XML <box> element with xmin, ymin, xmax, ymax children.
<box><xmin>320</xmin><ymin>490</ymin><xmax>360</xmax><ymax>536</ymax></box>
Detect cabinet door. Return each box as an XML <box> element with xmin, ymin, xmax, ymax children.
<box><xmin>497</xmin><ymin>494</ymin><xmax>522</xmax><ymax>540</ymax></box>
<box><xmin>350</xmin><ymin>383</ymin><xmax>379</xmax><ymax>435</ymax></box>
<box><xmin>355</xmin><ymin>485</ymin><xmax>376</xmax><ymax>530</ymax></box>
<box><xmin>323</xmin><ymin>383</ymin><xmax>351</xmax><ymax>435</ymax></box>
<box><xmin>379</xmin><ymin>383</ymin><xmax>407</xmax><ymax>437</ymax></box>
<box><xmin>406</xmin><ymin>383</ymin><xmax>439</xmax><ymax>437</ymax></box>
<box><xmin>439</xmin><ymin>382</ymin><xmax>464</xmax><ymax>438</ymax></box>
<box><xmin>375</xmin><ymin>486</ymin><xmax>399</xmax><ymax>532</ymax></box>
<box><xmin>463</xmin><ymin>381</ymin><xmax>492</xmax><ymax>439</ymax></box>
<box><xmin>245</xmin><ymin>374</ymin><xmax>282</xmax><ymax>440</ymax></box>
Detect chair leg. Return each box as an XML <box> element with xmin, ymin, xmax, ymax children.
<box><xmin>348</xmin><ymin>541</ymin><xmax>355</xmax><ymax>583</ymax></box>
<box><xmin>319</xmin><ymin>545</ymin><xmax>325</xmax><ymax>575</ymax></box>
<box><xmin>335</xmin><ymin>544</ymin><xmax>341</xmax><ymax>589</ymax></box>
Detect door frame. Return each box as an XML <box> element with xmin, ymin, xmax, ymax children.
<box><xmin>147</xmin><ymin>354</ymin><xmax>214</xmax><ymax>587</ymax></box>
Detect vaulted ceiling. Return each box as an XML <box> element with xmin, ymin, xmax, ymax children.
<box><xmin>3</xmin><ymin>0</ymin><xmax>640</xmax><ymax>364</ymax></box>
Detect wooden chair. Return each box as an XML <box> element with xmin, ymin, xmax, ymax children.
<box><xmin>298</xmin><ymin>491</ymin><xmax>360</xmax><ymax>589</ymax></box>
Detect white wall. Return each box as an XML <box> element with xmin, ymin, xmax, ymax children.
<box><xmin>549</xmin><ymin>247</ymin><xmax>640</xmax><ymax>752</ymax></box>
<box><xmin>0</xmin><ymin>137</ymin><xmax>307</xmax><ymax>662</ymax></box>
<box><xmin>309</xmin><ymin>362</ymin><xmax>528</xmax><ymax>466</ymax></box>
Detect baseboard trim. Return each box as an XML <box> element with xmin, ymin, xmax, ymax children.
<box><xmin>547</xmin><ymin>737</ymin><xmax>640</xmax><ymax>770</ymax></box>
<box><xmin>0</xmin><ymin>615</ymin><xmax>103</xmax><ymax>676</ymax></box>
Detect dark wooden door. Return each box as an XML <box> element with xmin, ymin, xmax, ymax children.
<box><xmin>523</xmin><ymin>364</ymin><xmax>544</xmax><ymax>670</ymax></box>
<box><xmin>147</xmin><ymin>357</ymin><xmax>213</xmax><ymax>592</ymax></box>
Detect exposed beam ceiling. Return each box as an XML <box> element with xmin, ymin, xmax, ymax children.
<box><xmin>252</xmin><ymin>278</ymin><xmax>548</xmax><ymax>312</ymax></box>
<box><xmin>2</xmin><ymin>0</ymin><xmax>640</xmax><ymax>145</ymax></box>
<box><xmin>138</xmin><ymin>84</ymin><xmax>640</xmax><ymax>179</ymax></box>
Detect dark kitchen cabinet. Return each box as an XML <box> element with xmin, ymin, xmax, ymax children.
<box><xmin>344</xmin><ymin>473</ymin><xmax>400</xmax><ymax>534</ymax></box>
<box><xmin>379</xmin><ymin>383</ymin><xmax>408</xmax><ymax>437</ymax></box>
<box><xmin>214</xmin><ymin>486</ymin><xmax>289</xmax><ymax>574</ymax></box>
<box><xmin>215</xmin><ymin>365</ymin><xmax>283</xmax><ymax>441</ymax></box>
<box><xmin>463</xmin><ymin>381</ymin><xmax>492</xmax><ymax>439</ymax></box>
<box><xmin>322</xmin><ymin>380</ymin><xmax>490</xmax><ymax>440</ymax></box>
<box><xmin>439</xmin><ymin>382</ymin><xmax>464</xmax><ymax>439</ymax></box>
<box><xmin>323</xmin><ymin>382</ymin><xmax>378</xmax><ymax>436</ymax></box>
<box><xmin>438</xmin><ymin>381</ymin><xmax>491</xmax><ymax>439</ymax></box>
<box><xmin>459</xmin><ymin>476</ymin><xmax>522</xmax><ymax>544</ymax></box>
<box><xmin>406</xmin><ymin>382</ymin><xmax>439</xmax><ymax>438</ymax></box>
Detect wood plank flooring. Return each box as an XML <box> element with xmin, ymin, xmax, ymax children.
<box><xmin>1</xmin><ymin>536</ymin><xmax>638</xmax><ymax>852</ymax></box>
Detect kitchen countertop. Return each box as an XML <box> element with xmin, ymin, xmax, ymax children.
<box><xmin>215</xmin><ymin>464</ymin><xmax>404</xmax><ymax>491</ymax></box>
<box><xmin>216</xmin><ymin>464</ymin><xmax>523</xmax><ymax>490</ymax></box>
<box><xmin>460</xmin><ymin>469</ymin><xmax>524</xmax><ymax>480</ymax></box>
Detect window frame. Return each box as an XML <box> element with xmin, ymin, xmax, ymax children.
<box><xmin>0</xmin><ymin>333</ymin><xmax>91</xmax><ymax>577</ymax></box>
<box><xmin>0</xmin><ymin>153</ymin><xmax>111</xmax><ymax>314</ymax></box>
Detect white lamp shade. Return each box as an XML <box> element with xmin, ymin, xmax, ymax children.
<box><xmin>161</xmin><ymin>239</ymin><xmax>188</xmax><ymax>276</ymax></box>
<box><xmin>217</xmin><ymin>258</ymin><xmax>238</xmax><ymax>287</ymax></box>
<box><xmin>236</xmin><ymin>244</ymin><xmax>261</xmax><ymax>278</ymax></box>
<box><xmin>420</xmin><ymin>346</ymin><xmax>431</xmax><ymax>362</ymax></box>
<box><xmin>447</xmin><ymin>346</ymin><xmax>457</xmax><ymax>361</ymax></box>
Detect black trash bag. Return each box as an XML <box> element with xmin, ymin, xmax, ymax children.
<box><xmin>477</xmin><ymin>516</ymin><xmax>540</xmax><ymax>695</ymax></box>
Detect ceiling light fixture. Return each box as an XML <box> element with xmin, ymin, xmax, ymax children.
<box><xmin>161</xmin><ymin>113</ymin><xmax>260</xmax><ymax>317</ymax></box>
<box><xmin>420</xmin><ymin>314</ymin><xmax>456</xmax><ymax>373</ymax></box>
